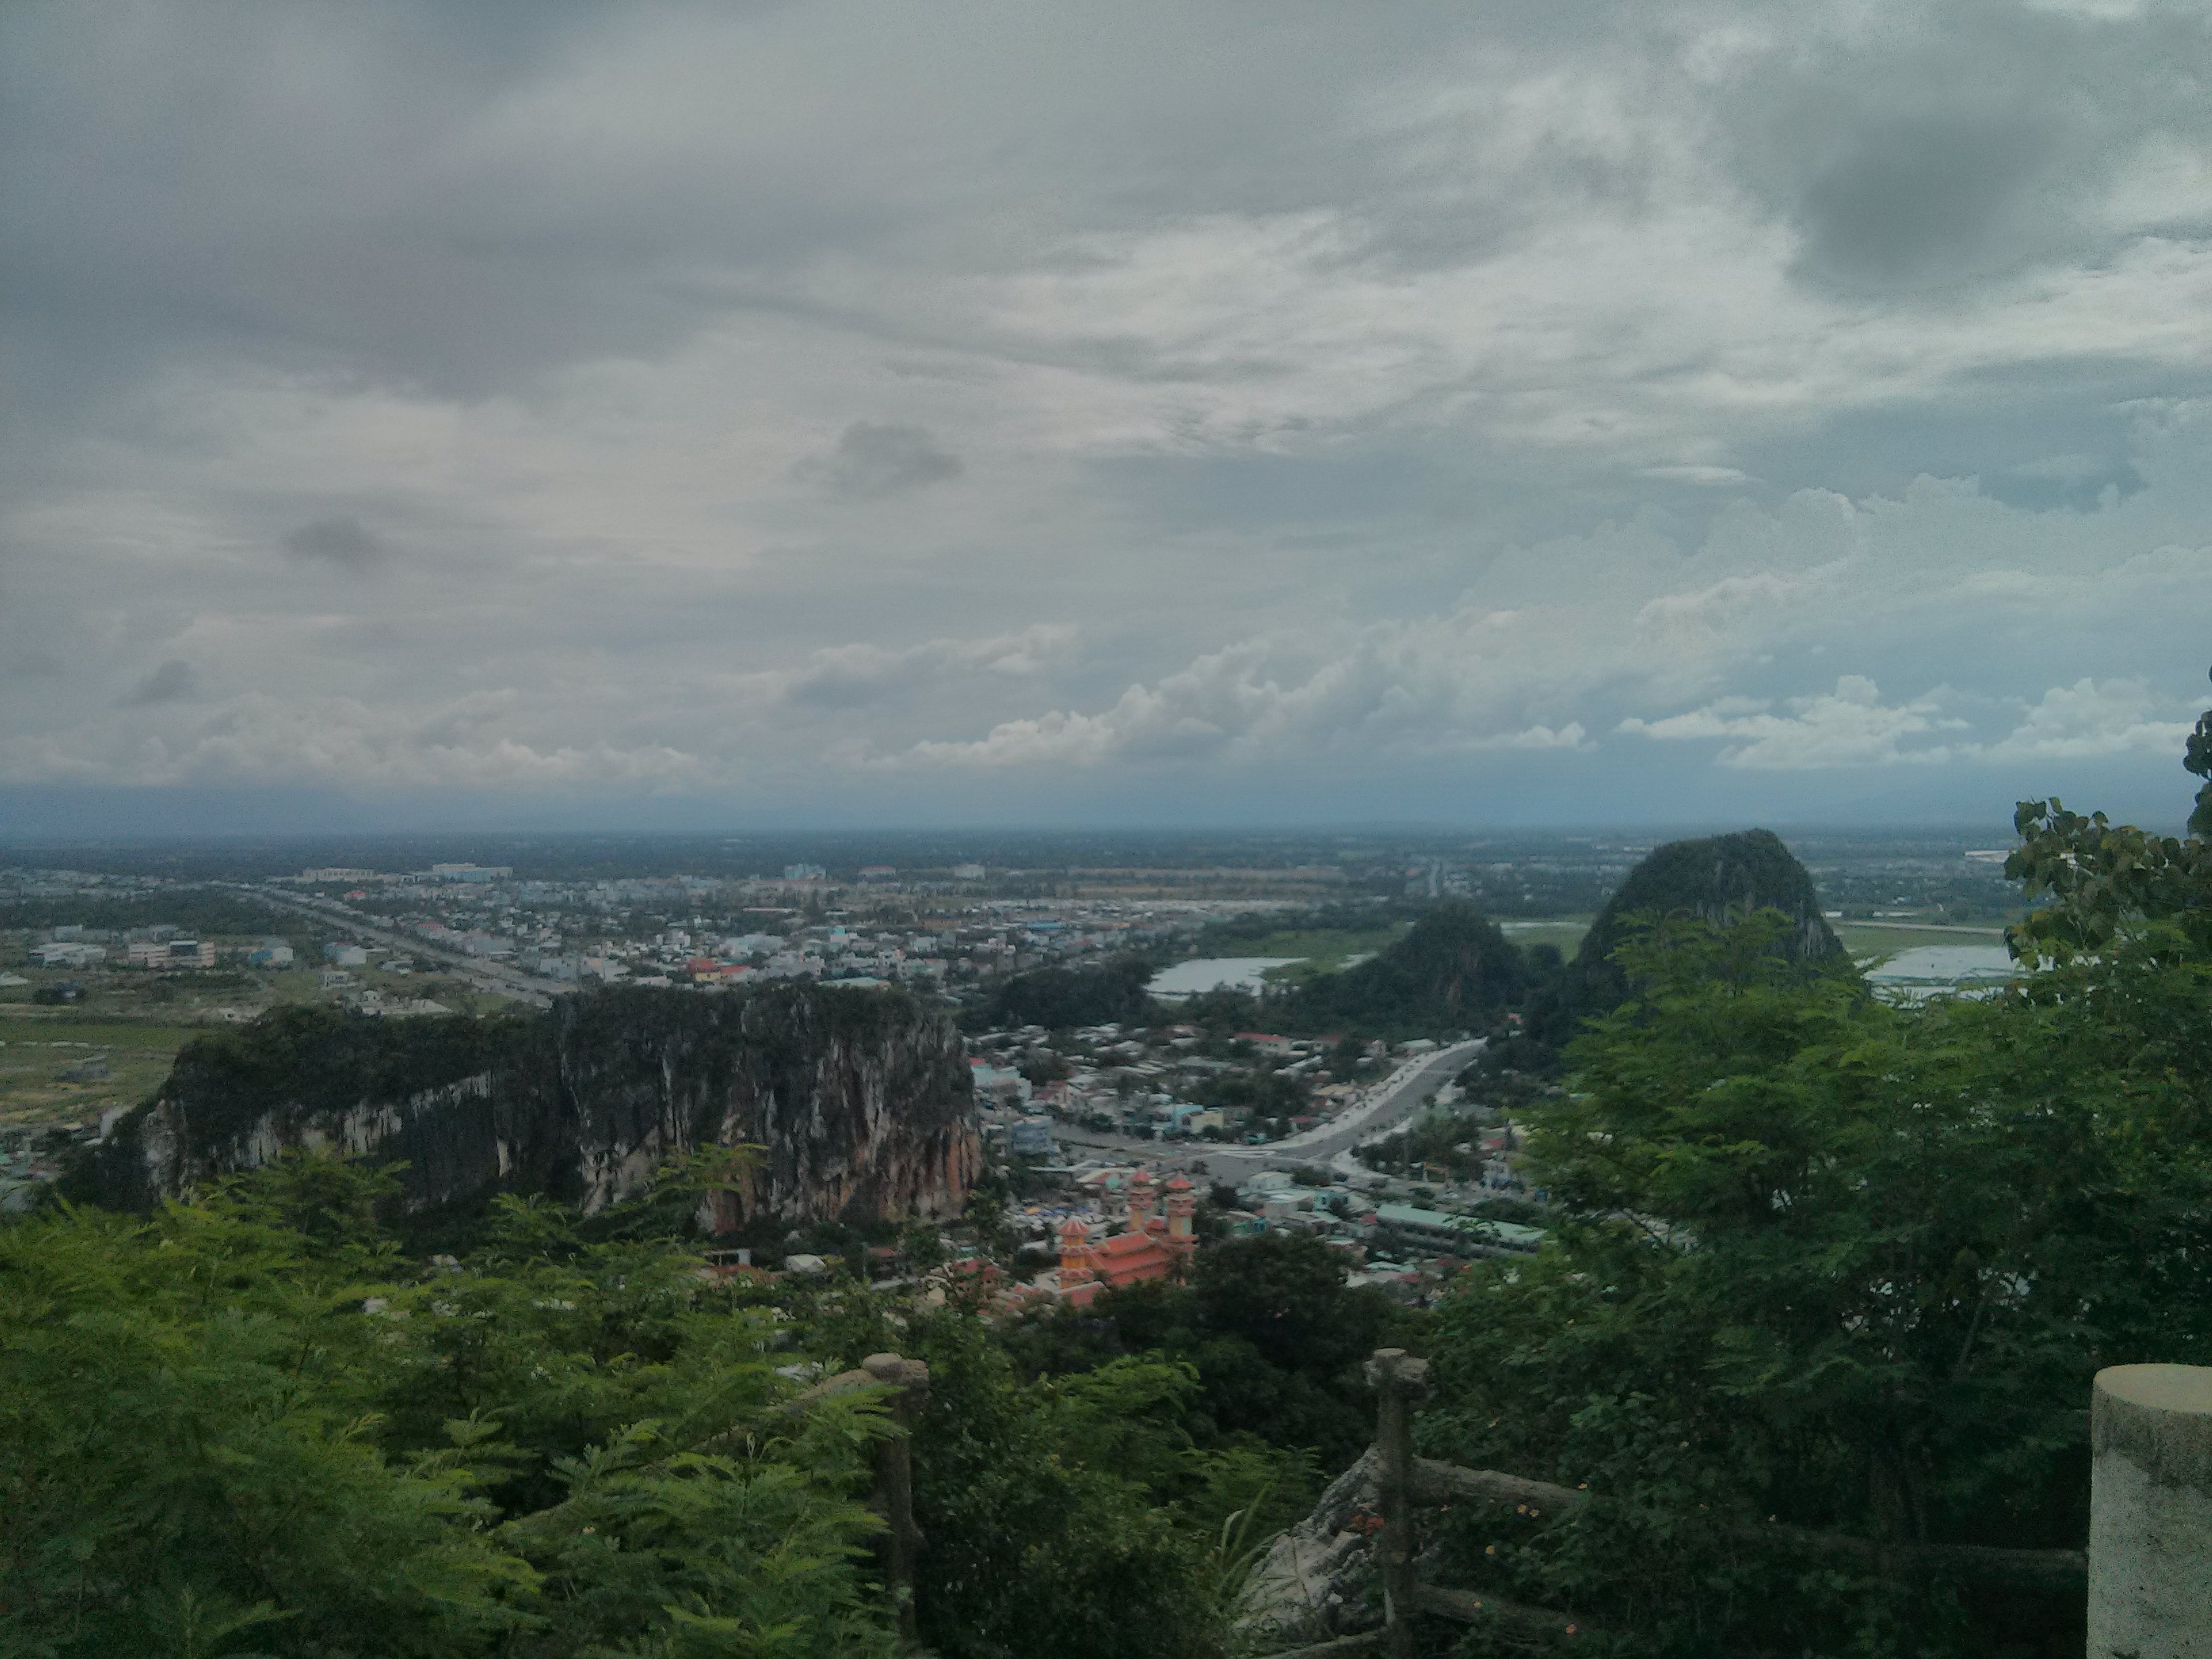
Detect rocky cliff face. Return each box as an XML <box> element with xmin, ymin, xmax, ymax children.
<box><xmin>97</xmin><ymin>985</ymin><xmax>980</xmax><ymax>1224</ymax></box>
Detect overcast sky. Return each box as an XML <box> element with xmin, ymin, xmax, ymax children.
<box><xmin>5</xmin><ymin>0</ymin><xmax>2210</xmax><ymax>837</ymax></box>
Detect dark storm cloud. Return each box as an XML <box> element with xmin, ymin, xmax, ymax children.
<box><xmin>794</xmin><ymin>424</ymin><xmax>962</xmax><ymax>499</ymax></box>
<box><xmin>1717</xmin><ymin>3</ymin><xmax>2212</xmax><ymax>293</ymax></box>
<box><xmin>1790</xmin><ymin>115</ymin><xmax>2060</xmax><ymax>288</ymax></box>
<box><xmin>0</xmin><ymin>3</ymin><xmax>900</xmax><ymax>405</ymax></box>
<box><xmin>281</xmin><ymin>516</ymin><xmax>388</xmax><ymax>569</ymax></box>
<box><xmin>123</xmin><ymin>659</ymin><xmax>197</xmax><ymax>705</ymax></box>
<box><xmin>1983</xmin><ymin>455</ymin><xmax>2148</xmax><ymax>515</ymax></box>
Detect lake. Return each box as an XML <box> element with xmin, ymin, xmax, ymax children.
<box><xmin>1148</xmin><ymin>957</ymin><xmax>1301</xmax><ymax>998</ymax></box>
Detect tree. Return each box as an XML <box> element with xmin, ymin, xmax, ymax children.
<box><xmin>1414</xmin><ymin>689</ymin><xmax>2212</xmax><ymax>1656</ymax></box>
<box><xmin>1</xmin><ymin>1157</ymin><xmax>903</xmax><ymax>1658</ymax></box>
<box><xmin>970</xmin><ymin>958</ymin><xmax>1153</xmax><ymax>1031</ymax></box>
<box><xmin>1005</xmin><ymin>1233</ymin><xmax>1406</xmax><ymax>1468</ymax></box>
<box><xmin>897</xmin><ymin>1317</ymin><xmax>1231</xmax><ymax>1659</ymax></box>
<box><xmin>2006</xmin><ymin>670</ymin><xmax>2212</xmax><ymax>963</ymax></box>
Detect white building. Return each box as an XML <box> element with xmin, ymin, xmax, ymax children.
<box><xmin>33</xmin><ymin>941</ymin><xmax>106</xmax><ymax>968</ymax></box>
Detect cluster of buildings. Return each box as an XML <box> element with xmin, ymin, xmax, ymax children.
<box><xmin>282</xmin><ymin>863</ymin><xmax>514</xmax><ymax>886</ymax></box>
<box><xmin>970</xmin><ymin>1021</ymin><xmax>1419</xmax><ymax>1145</ymax></box>
<box><xmin>27</xmin><ymin>925</ymin><xmax>253</xmax><ymax>972</ymax></box>
<box><xmin>296</xmin><ymin>867</ymin><xmax>1256</xmax><ymax>999</ymax></box>
<box><xmin>932</xmin><ymin>1150</ymin><xmax>1544</xmax><ymax>1315</ymax></box>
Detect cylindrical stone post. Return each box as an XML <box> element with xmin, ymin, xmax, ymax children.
<box><xmin>1366</xmin><ymin>1347</ymin><xmax>1431</xmax><ymax>1659</ymax></box>
<box><xmin>2089</xmin><ymin>1364</ymin><xmax>2212</xmax><ymax>1658</ymax></box>
<box><xmin>863</xmin><ymin>1353</ymin><xmax>930</xmax><ymax>1643</ymax></box>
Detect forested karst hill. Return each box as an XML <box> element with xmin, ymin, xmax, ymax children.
<box><xmin>89</xmin><ymin>983</ymin><xmax>979</xmax><ymax>1224</ymax></box>
<box><xmin>1280</xmin><ymin>900</ymin><xmax>1526</xmax><ymax>1033</ymax></box>
<box><xmin>1521</xmin><ymin>827</ymin><xmax>1841</xmax><ymax>1048</ymax></box>
<box><xmin>969</xmin><ymin>956</ymin><xmax>1153</xmax><ymax>1031</ymax></box>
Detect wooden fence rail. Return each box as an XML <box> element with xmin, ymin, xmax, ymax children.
<box><xmin>791</xmin><ymin>1344</ymin><xmax>2086</xmax><ymax>1651</ymax></box>
<box><xmin>1274</xmin><ymin>1347</ymin><xmax>2086</xmax><ymax>1656</ymax></box>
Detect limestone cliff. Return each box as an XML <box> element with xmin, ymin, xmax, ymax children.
<box><xmin>95</xmin><ymin>985</ymin><xmax>980</xmax><ymax>1223</ymax></box>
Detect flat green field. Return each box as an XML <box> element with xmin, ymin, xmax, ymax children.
<box><xmin>1832</xmin><ymin>921</ymin><xmax>2008</xmax><ymax>962</ymax></box>
<box><xmin>1498</xmin><ymin>918</ymin><xmax>1593</xmax><ymax>957</ymax></box>
<box><xmin>1247</xmin><ymin>923</ymin><xmax>1409</xmax><ymax>983</ymax></box>
<box><xmin>0</xmin><ymin>1019</ymin><xmax>206</xmax><ymax>1129</ymax></box>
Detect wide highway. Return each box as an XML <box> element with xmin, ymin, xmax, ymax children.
<box><xmin>1056</xmin><ymin>1038</ymin><xmax>1483</xmax><ymax>1179</ymax></box>
<box><xmin>232</xmin><ymin>883</ymin><xmax>571</xmax><ymax>1006</ymax></box>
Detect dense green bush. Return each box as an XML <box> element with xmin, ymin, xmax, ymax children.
<box><xmin>2</xmin><ymin>1153</ymin><xmax>1277</xmax><ymax>1659</ymax></box>
<box><xmin>1</xmin><ymin>1160</ymin><xmax>895</xmax><ymax>1658</ymax></box>
<box><xmin>1004</xmin><ymin>1231</ymin><xmax>1412</xmax><ymax>1470</ymax></box>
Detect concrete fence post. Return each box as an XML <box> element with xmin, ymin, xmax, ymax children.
<box><xmin>1366</xmin><ymin>1347</ymin><xmax>1431</xmax><ymax>1659</ymax></box>
<box><xmin>2089</xmin><ymin>1364</ymin><xmax>2212</xmax><ymax>1659</ymax></box>
<box><xmin>862</xmin><ymin>1352</ymin><xmax>930</xmax><ymax>1642</ymax></box>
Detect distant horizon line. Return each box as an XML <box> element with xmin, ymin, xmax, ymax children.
<box><xmin>0</xmin><ymin>819</ymin><xmax>2039</xmax><ymax>851</ymax></box>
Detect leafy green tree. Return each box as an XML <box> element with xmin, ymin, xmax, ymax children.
<box><xmin>970</xmin><ymin>957</ymin><xmax>1154</xmax><ymax>1031</ymax></box>
<box><xmin>1004</xmin><ymin>1233</ymin><xmax>1406</xmax><ymax>1469</ymax></box>
<box><xmin>2007</xmin><ymin>674</ymin><xmax>2212</xmax><ymax>962</ymax></box>
<box><xmin>1</xmin><ymin>1181</ymin><xmax>532</xmax><ymax>1657</ymax></box>
<box><xmin>1419</xmin><ymin>802</ymin><xmax>2212</xmax><ymax>1656</ymax></box>
<box><xmin>1</xmin><ymin>1158</ymin><xmax>902</xmax><ymax>1658</ymax></box>
<box><xmin>900</xmin><ymin>1316</ymin><xmax>1227</xmax><ymax>1659</ymax></box>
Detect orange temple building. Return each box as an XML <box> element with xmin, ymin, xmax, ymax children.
<box><xmin>1053</xmin><ymin>1169</ymin><xmax>1197</xmax><ymax>1309</ymax></box>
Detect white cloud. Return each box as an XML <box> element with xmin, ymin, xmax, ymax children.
<box><xmin>737</xmin><ymin>626</ymin><xmax>1076</xmax><ymax>712</ymax></box>
<box><xmin>1619</xmin><ymin>676</ymin><xmax>1963</xmax><ymax>769</ymax></box>
<box><xmin>0</xmin><ymin>693</ymin><xmax>703</xmax><ymax>792</ymax></box>
<box><xmin>1620</xmin><ymin>675</ymin><xmax>2198</xmax><ymax>771</ymax></box>
<box><xmin>5</xmin><ymin>4</ymin><xmax>2212</xmax><ymax>825</ymax></box>
<box><xmin>895</xmin><ymin>618</ymin><xmax>1595</xmax><ymax>770</ymax></box>
<box><xmin>1982</xmin><ymin>677</ymin><xmax>2195</xmax><ymax>761</ymax></box>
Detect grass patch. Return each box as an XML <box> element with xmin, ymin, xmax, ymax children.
<box><xmin>0</xmin><ymin>1020</ymin><xmax>204</xmax><ymax>1050</ymax></box>
<box><xmin>1244</xmin><ymin>924</ymin><xmax>1410</xmax><ymax>985</ymax></box>
<box><xmin>1834</xmin><ymin>921</ymin><xmax>2009</xmax><ymax>963</ymax></box>
<box><xmin>0</xmin><ymin>1021</ymin><xmax>203</xmax><ymax>1129</ymax></box>
<box><xmin>1496</xmin><ymin>918</ymin><xmax>1593</xmax><ymax>957</ymax></box>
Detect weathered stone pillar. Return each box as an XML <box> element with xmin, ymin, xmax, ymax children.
<box><xmin>2089</xmin><ymin>1364</ymin><xmax>2212</xmax><ymax>1658</ymax></box>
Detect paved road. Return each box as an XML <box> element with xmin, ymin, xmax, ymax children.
<box><xmin>234</xmin><ymin>884</ymin><xmax>570</xmax><ymax>1006</ymax></box>
<box><xmin>1056</xmin><ymin>1039</ymin><xmax>1483</xmax><ymax>1180</ymax></box>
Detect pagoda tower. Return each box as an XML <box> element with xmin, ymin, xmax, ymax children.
<box><xmin>1057</xmin><ymin>1217</ymin><xmax>1096</xmax><ymax>1289</ymax></box>
<box><xmin>1163</xmin><ymin>1174</ymin><xmax>1197</xmax><ymax>1256</ymax></box>
<box><xmin>1127</xmin><ymin>1167</ymin><xmax>1158</xmax><ymax>1233</ymax></box>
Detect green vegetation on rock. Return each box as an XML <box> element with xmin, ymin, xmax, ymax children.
<box><xmin>1278</xmin><ymin>901</ymin><xmax>1527</xmax><ymax>1036</ymax></box>
<box><xmin>1515</xmin><ymin>827</ymin><xmax>1843</xmax><ymax>1057</ymax></box>
<box><xmin>970</xmin><ymin>956</ymin><xmax>1154</xmax><ymax>1031</ymax></box>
